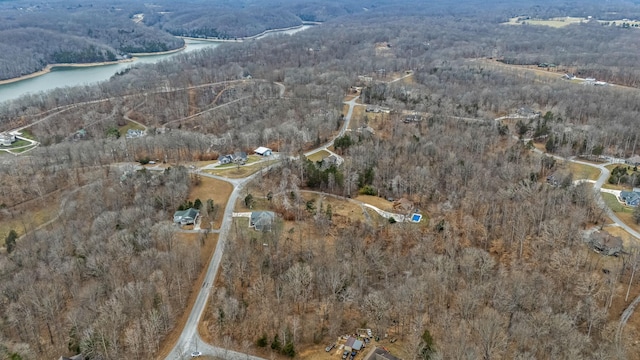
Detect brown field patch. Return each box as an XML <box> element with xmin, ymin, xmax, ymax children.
<box><xmin>566</xmin><ymin>162</ymin><xmax>601</xmax><ymax>181</ymax></box>
<box><xmin>306</xmin><ymin>150</ymin><xmax>331</xmax><ymax>162</ymax></box>
<box><xmin>189</xmin><ymin>176</ymin><xmax>233</xmax><ymax>229</ymax></box>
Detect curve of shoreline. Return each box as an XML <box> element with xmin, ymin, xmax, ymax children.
<box><xmin>0</xmin><ymin>58</ymin><xmax>136</xmax><ymax>86</ymax></box>
<box><xmin>0</xmin><ymin>23</ymin><xmax>318</xmax><ymax>86</ymax></box>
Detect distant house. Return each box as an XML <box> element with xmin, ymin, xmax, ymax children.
<box><xmin>219</xmin><ymin>155</ymin><xmax>234</xmax><ymax>164</ymax></box>
<box><xmin>250</xmin><ymin>211</ymin><xmax>275</xmax><ymax>232</ymax></box>
<box><xmin>364</xmin><ymin>348</ymin><xmax>401</xmax><ymax>360</ymax></box>
<box><xmin>0</xmin><ymin>132</ymin><xmax>16</xmax><ymax>146</ymax></box>
<box><xmin>393</xmin><ymin>198</ymin><xmax>414</xmax><ymax>214</ymax></box>
<box><xmin>173</xmin><ymin>208</ymin><xmax>200</xmax><ymax>225</ymax></box>
<box><xmin>588</xmin><ymin>231</ymin><xmax>623</xmax><ymax>256</ymax></box>
<box><xmin>234</xmin><ymin>151</ymin><xmax>248</xmax><ymax>162</ymax></box>
<box><xmin>126</xmin><ymin>129</ymin><xmax>144</xmax><ymax>139</ymax></box>
<box><xmin>403</xmin><ymin>114</ymin><xmax>422</xmax><ymax>123</ymax></box>
<box><xmin>254</xmin><ymin>146</ymin><xmax>272</xmax><ymax>156</ymax></box>
<box><xmin>626</xmin><ymin>155</ymin><xmax>640</xmax><ymax>166</ymax></box>
<box><xmin>620</xmin><ymin>191</ymin><xmax>640</xmax><ymax>207</ymax></box>
<box><xmin>517</xmin><ymin>107</ymin><xmax>541</xmax><ymax>118</ymax></box>
<box><xmin>321</xmin><ymin>154</ymin><xmax>340</xmax><ymax>169</ymax></box>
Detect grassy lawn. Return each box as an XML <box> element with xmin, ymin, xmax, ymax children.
<box><xmin>602</xmin><ymin>193</ymin><xmax>640</xmax><ymax>233</ymax></box>
<box><xmin>0</xmin><ymin>203</ymin><xmax>59</xmax><ymax>246</ymax></box>
<box><xmin>567</xmin><ymin>162</ymin><xmax>601</xmax><ymax>181</ymax></box>
<box><xmin>188</xmin><ymin>176</ymin><xmax>233</xmax><ymax>229</ymax></box>
<box><xmin>602</xmin><ymin>193</ymin><xmax>628</xmax><ymax>213</ymax></box>
<box><xmin>605</xmin><ymin>226</ymin><xmax>638</xmax><ymax>249</ymax></box>
<box><xmin>204</xmin><ymin>159</ymin><xmax>278</xmax><ymax>179</ymax></box>
<box><xmin>11</xmin><ymin>144</ymin><xmax>37</xmax><ymax>153</ymax></box>
<box><xmin>306</xmin><ymin>149</ymin><xmax>330</xmax><ymax>162</ymax></box>
<box><xmin>18</xmin><ymin>129</ymin><xmax>36</xmax><ymax>140</ymax></box>
<box><xmin>354</xmin><ymin>194</ymin><xmax>394</xmax><ymax>211</ymax></box>
<box><xmin>118</xmin><ymin>121</ymin><xmax>145</xmax><ymax>136</ymax></box>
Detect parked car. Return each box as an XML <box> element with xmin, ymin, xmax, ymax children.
<box><xmin>351</xmin><ymin>350</ymin><xmax>357</xmax><ymax>357</ymax></box>
<box><xmin>342</xmin><ymin>350</ymin><xmax>350</xmax><ymax>359</ymax></box>
<box><xmin>325</xmin><ymin>343</ymin><xmax>336</xmax><ymax>352</ymax></box>
<box><xmin>190</xmin><ymin>351</ymin><xmax>202</xmax><ymax>357</ymax></box>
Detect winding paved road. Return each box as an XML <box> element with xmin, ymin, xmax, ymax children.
<box><xmin>164</xmin><ymin>88</ymin><xmax>360</xmax><ymax>360</ymax></box>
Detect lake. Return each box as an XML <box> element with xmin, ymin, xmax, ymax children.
<box><xmin>0</xmin><ymin>25</ymin><xmax>310</xmax><ymax>104</ymax></box>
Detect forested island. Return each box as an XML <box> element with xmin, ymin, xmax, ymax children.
<box><xmin>4</xmin><ymin>0</ymin><xmax>640</xmax><ymax>360</ymax></box>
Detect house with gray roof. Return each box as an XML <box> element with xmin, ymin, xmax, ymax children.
<box><xmin>626</xmin><ymin>155</ymin><xmax>640</xmax><ymax>166</ymax></box>
<box><xmin>620</xmin><ymin>191</ymin><xmax>640</xmax><ymax>207</ymax></box>
<box><xmin>364</xmin><ymin>347</ymin><xmax>400</xmax><ymax>360</ymax></box>
<box><xmin>250</xmin><ymin>211</ymin><xmax>275</xmax><ymax>232</ymax></box>
<box><xmin>173</xmin><ymin>208</ymin><xmax>200</xmax><ymax>225</ymax></box>
<box><xmin>588</xmin><ymin>231</ymin><xmax>623</xmax><ymax>256</ymax></box>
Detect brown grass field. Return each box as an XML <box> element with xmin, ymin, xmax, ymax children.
<box><xmin>189</xmin><ymin>176</ymin><xmax>234</xmax><ymax>229</ymax></box>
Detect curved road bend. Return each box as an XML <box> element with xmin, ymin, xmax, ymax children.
<box><xmin>165</xmin><ymin>93</ymin><xmax>360</xmax><ymax>360</ymax></box>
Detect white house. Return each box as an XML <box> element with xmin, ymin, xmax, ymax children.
<box><xmin>254</xmin><ymin>146</ymin><xmax>272</xmax><ymax>156</ymax></box>
<box><xmin>0</xmin><ymin>132</ymin><xmax>16</xmax><ymax>146</ymax></box>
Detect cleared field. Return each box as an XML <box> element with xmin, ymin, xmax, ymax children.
<box><xmin>306</xmin><ymin>149</ymin><xmax>330</xmax><ymax>162</ymax></box>
<box><xmin>503</xmin><ymin>16</ymin><xmax>640</xmax><ymax>29</ymax></box>
<box><xmin>354</xmin><ymin>194</ymin><xmax>394</xmax><ymax>211</ymax></box>
<box><xmin>567</xmin><ymin>162</ymin><xmax>601</xmax><ymax>181</ymax></box>
<box><xmin>188</xmin><ymin>176</ymin><xmax>233</xmax><ymax>229</ymax></box>
<box><xmin>0</xmin><ymin>203</ymin><xmax>59</xmax><ymax>246</ymax></box>
<box><xmin>204</xmin><ymin>159</ymin><xmax>278</xmax><ymax>179</ymax></box>
<box><xmin>118</xmin><ymin>120</ymin><xmax>145</xmax><ymax>136</ymax></box>
<box><xmin>605</xmin><ymin>226</ymin><xmax>638</xmax><ymax>249</ymax></box>
<box><xmin>603</xmin><ymin>193</ymin><xmax>628</xmax><ymax>213</ymax></box>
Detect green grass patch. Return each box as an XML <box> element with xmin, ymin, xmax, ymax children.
<box><xmin>18</xmin><ymin>129</ymin><xmax>36</xmax><ymax>140</ymax></box>
<box><xmin>602</xmin><ymin>193</ymin><xmax>632</xmax><ymax>213</ymax></box>
<box><xmin>204</xmin><ymin>159</ymin><xmax>279</xmax><ymax>178</ymax></box>
<box><xmin>306</xmin><ymin>150</ymin><xmax>330</xmax><ymax>162</ymax></box>
<box><xmin>12</xmin><ymin>145</ymin><xmax>37</xmax><ymax>153</ymax></box>
<box><xmin>118</xmin><ymin>121</ymin><xmax>145</xmax><ymax>136</ymax></box>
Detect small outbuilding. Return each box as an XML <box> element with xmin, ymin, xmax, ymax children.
<box><xmin>344</xmin><ymin>336</ymin><xmax>364</xmax><ymax>352</ymax></box>
<box><xmin>254</xmin><ymin>146</ymin><xmax>272</xmax><ymax>156</ymax></box>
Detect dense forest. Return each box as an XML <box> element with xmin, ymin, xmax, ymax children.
<box><xmin>0</xmin><ymin>0</ymin><xmax>631</xmax><ymax>80</ymax></box>
<box><xmin>3</xmin><ymin>0</ymin><xmax>640</xmax><ymax>359</ymax></box>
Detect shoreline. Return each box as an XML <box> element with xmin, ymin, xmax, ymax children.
<box><xmin>0</xmin><ymin>23</ymin><xmax>318</xmax><ymax>86</ymax></box>
<box><xmin>0</xmin><ymin>58</ymin><xmax>136</xmax><ymax>86</ymax></box>
<box><xmin>129</xmin><ymin>43</ymin><xmax>187</xmax><ymax>57</ymax></box>
<box><xmin>179</xmin><ymin>23</ymin><xmax>315</xmax><ymax>43</ymax></box>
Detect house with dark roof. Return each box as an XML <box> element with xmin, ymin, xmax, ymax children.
<box><xmin>626</xmin><ymin>155</ymin><xmax>640</xmax><ymax>166</ymax></box>
<box><xmin>620</xmin><ymin>191</ymin><xmax>640</xmax><ymax>207</ymax></box>
<box><xmin>588</xmin><ymin>231</ymin><xmax>623</xmax><ymax>256</ymax></box>
<box><xmin>250</xmin><ymin>211</ymin><xmax>275</xmax><ymax>231</ymax></box>
<box><xmin>364</xmin><ymin>347</ymin><xmax>401</xmax><ymax>360</ymax></box>
<box><xmin>219</xmin><ymin>155</ymin><xmax>234</xmax><ymax>165</ymax></box>
<box><xmin>173</xmin><ymin>208</ymin><xmax>200</xmax><ymax>225</ymax></box>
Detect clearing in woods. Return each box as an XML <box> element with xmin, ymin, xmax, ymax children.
<box><xmin>188</xmin><ymin>175</ymin><xmax>234</xmax><ymax>229</ymax></box>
